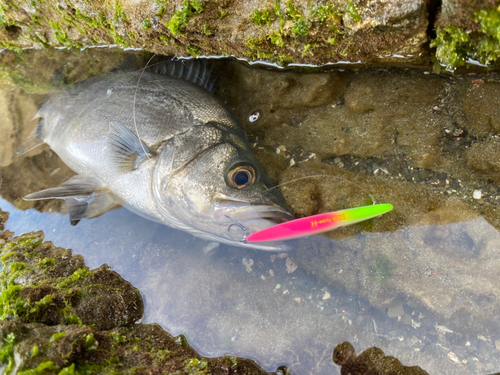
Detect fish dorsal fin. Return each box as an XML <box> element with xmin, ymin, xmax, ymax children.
<box><xmin>150</xmin><ymin>58</ymin><xmax>216</xmax><ymax>93</ymax></box>
<box><xmin>23</xmin><ymin>175</ymin><xmax>119</xmax><ymax>226</ymax></box>
<box><xmin>108</xmin><ymin>122</ymin><xmax>151</xmax><ymax>173</ymax></box>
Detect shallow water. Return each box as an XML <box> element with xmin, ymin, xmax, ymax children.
<box><xmin>1</xmin><ymin>49</ymin><xmax>500</xmax><ymax>374</ymax></box>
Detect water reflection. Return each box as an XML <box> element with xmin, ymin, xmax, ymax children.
<box><xmin>1</xmin><ymin>50</ymin><xmax>500</xmax><ymax>374</ymax></box>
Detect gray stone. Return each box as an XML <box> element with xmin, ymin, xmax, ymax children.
<box><xmin>387</xmin><ymin>300</ymin><xmax>405</xmax><ymax>318</ymax></box>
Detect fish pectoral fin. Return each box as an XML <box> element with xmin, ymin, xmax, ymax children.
<box><xmin>24</xmin><ymin>175</ymin><xmax>117</xmax><ymax>226</ymax></box>
<box><xmin>108</xmin><ymin>122</ymin><xmax>152</xmax><ymax>173</ymax></box>
<box><xmin>84</xmin><ymin>192</ymin><xmax>121</xmax><ymax>219</ymax></box>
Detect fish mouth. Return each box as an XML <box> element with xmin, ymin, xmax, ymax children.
<box><xmin>212</xmin><ymin>194</ymin><xmax>295</xmax><ymax>250</ymax></box>
<box><xmin>213</xmin><ymin>194</ymin><xmax>294</xmax><ymax>229</ymax></box>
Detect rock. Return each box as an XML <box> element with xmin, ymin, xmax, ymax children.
<box><xmin>219</xmin><ymin>61</ymin><xmax>346</xmax><ymax>131</ymax></box>
<box><xmin>463</xmin><ymin>83</ymin><xmax>500</xmax><ymax>137</ymax></box>
<box><xmin>387</xmin><ymin>299</ymin><xmax>405</xmax><ymax>318</ymax></box>
<box><xmin>473</xmin><ymin>190</ymin><xmax>482</xmax><ymax>199</ymax></box>
<box><xmin>0</xmin><ymin>319</ymin><xmax>273</xmax><ymax>374</ymax></box>
<box><xmin>495</xmin><ymin>339</ymin><xmax>500</xmax><ymax>351</ymax></box>
<box><xmin>0</xmin><ymin>231</ymin><xmax>143</xmax><ymax>329</ymax></box>
<box><xmin>262</xmin><ymin>69</ymin><xmax>446</xmax><ymax>168</ymax></box>
<box><xmin>466</xmin><ymin>137</ymin><xmax>500</xmax><ymax>180</ymax></box>
<box><xmin>0</xmin><ymin>218</ymin><xmax>275</xmax><ymax>375</ymax></box>
<box><xmin>0</xmin><ymin>88</ymin><xmax>39</xmax><ymax>167</ymax></box>
<box><xmin>401</xmin><ymin>313</ymin><xmax>412</xmax><ymax>325</ymax></box>
<box><xmin>332</xmin><ymin>341</ymin><xmax>428</xmax><ymax>374</ymax></box>
<box><xmin>0</xmin><ymin>0</ymin><xmax>430</xmax><ymax>66</ymax></box>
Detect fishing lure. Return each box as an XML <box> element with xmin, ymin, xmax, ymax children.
<box><xmin>246</xmin><ymin>204</ymin><xmax>393</xmax><ymax>243</ymax></box>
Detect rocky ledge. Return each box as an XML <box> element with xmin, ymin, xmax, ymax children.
<box><xmin>0</xmin><ymin>0</ymin><xmax>499</xmax><ymax>70</ymax></box>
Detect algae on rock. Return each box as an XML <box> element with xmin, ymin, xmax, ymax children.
<box><xmin>0</xmin><ymin>208</ymin><xmax>276</xmax><ymax>374</ymax></box>
<box><xmin>0</xmin><ymin>0</ymin><xmax>429</xmax><ymax>66</ymax></box>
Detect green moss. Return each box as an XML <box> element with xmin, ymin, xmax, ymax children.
<box><xmin>18</xmin><ymin>360</ymin><xmax>60</xmax><ymax>375</ymax></box>
<box><xmin>301</xmin><ymin>43</ymin><xmax>313</xmax><ymax>57</ymax></box>
<box><xmin>286</xmin><ymin>1</ymin><xmax>308</xmax><ymax>36</ymax></box>
<box><xmin>0</xmin><ymin>332</ymin><xmax>15</xmax><ymax>373</ymax></box>
<box><xmin>38</xmin><ymin>258</ymin><xmax>55</xmax><ymax>267</ymax></box>
<box><xmin>252</xmin><ymin>9</ymin><xmax>275</xmax><ymax>26</ymax></box>
<box><xmin>49</xmin><ymin>331</ymin><xmax>66</xmax><ymax>343</ymax></box>
<box><xmin>31</xmin><ymin>345</ymin><xmax>39</xmax><ymax>358</ymax></box>
<box><xmin>431</xmin><ymin>5</ymin><xmax>500</xmax><ymax>70</ymax></box>
<box><xmin>151</xmin><ymin>348</ymin><xmax>172</xmax><ymax>361</ymax></box>
<box><xmin>113</xmin><ymin>2</ymin><xmax>128</xmax><ymax>23</ymax></box>
<box><xmin>222</xmin><ymin>355</ymin><xmax>238</xmax><ymax>369</ymax></box>
<box><xmin>111</xmin><ymin>331</ymin><xmax>127</xmax><ymax>345</ymax></box>
<box><xmin>369</xmin><ymin>253</ymin><xmax>395</xmax><ymax>285</ymax></box>
<box><xmin>191</xmin><ymin>0</ymin><xmax>204</xmax><ymax>13</ymax></box>
<box><xmin>58</xmin><ymin>363</ymin><xmax>76</xmax><ymax>375</ymax></box>
<box><xmin>84</xmin><ymin>333</ymin><xmax>98</xmax><ymax>351</ymax></box>
<box><xmin>202</xmin><ymin>22</ymin><xmax>211</xmax><ymax>36</ymax></box>
<box><xmin>269</xmin><ymin>31</ymin><xmax>284</xmax><ymax>47</ymax></box>
<box><xmin>156</xmin><ymin>0</ymin><xmax>168</xmax><ymax>16</ymax></box>
<box><xmin>430</xmin><ymin>25</ymin><xmax>469</xmax><ymax>71</ymax></box>
<box><xmin>273</xmin><ymin>1</ymin><xmax>285</xmax><ymax>28</ymax></box>
<box><xmin>17</xmin><ymin>236</ymin><xmax>43</xmax><ymax>248</ymax></box>
<box><xmin>56</xmin><ymin>268</ymin><xmax>92</xmax><ymax>289</ymax></box>
<box><xmin>311</xmin><ymin>3</ymin><xmax>339</xmax><ymax>22</ymax></box>
<box><xmin>184</xmin><ymin>358</ymin><xmax>208</xmax><ymax>374</ymax></box>
<box><xmin>166</xmin><ymin>0</ymin><xmax>205</xmax><ymax>35</ymax></box>
<box><xmin>217</xmin><ymin>6</ymin><xmax>228</xmax><ymax>19</ymax></box>
<box><xmin>0</xmin><ymin>283</ymin><xmax>25</xmax><ymax>320</ymax></box>
<box><xmin>175</xmin><ymin>334</ymin><xmax>189</xmax><ymax>347</ymax></box>
<box><xmin>292</xmin><ymin>18</ymin><xmax>308</xmax><ymax>35</ymax></box>
<box><xmin>141</xmin><ymin>19</ymin><xmax>151</xmax><ymax>30</ymax></box>
<box><xmin>186</xmin><ymin>44</ymin><xmax>201</xmax><ymax>57</ymax></box>
<box><xmin>345</xmin><ymin>0</ymin><xmax>361</xmax><ymax>22</ymax></box>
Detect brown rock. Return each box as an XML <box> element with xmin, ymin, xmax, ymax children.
<box><xmin>463</xmin><ymin>83</ymin><xmax>500</xmax><ymax>138</ymax></box>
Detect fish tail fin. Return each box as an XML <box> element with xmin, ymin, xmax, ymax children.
<box><xmin>24</xmin><ymin>175</ymin><xmax>119</xmax><ymax>226</ymax></box>
<box><xmin>16</xmin><ymin>117</ymin><xmax>45</xmax><ymax>157</ymax></box>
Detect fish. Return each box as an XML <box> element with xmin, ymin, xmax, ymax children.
<box><xmin>23</xmin><ymin>58</ymin><xmax>294</xmax><ymax>251</ymax></box>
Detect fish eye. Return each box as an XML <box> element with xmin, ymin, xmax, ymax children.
<box><xmin>227</xmin><ymin>165</ymin><xmax>256</xmax><ymax>189</ymax></box>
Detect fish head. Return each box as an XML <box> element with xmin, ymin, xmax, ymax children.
<box><xmin>152</xmin><ymin>122</ymin><xmax>295</xmax><ymax>251</ymax></box>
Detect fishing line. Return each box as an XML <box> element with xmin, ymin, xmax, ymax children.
<box><xmin>262</xmin><ymin>174</ymin><xmax>373</xmax><ymax>196</ymax></box>
<box><xmin>133</xmin><ymin>53</ymin><xmax>157</xmax><ymax>161</ymax></box>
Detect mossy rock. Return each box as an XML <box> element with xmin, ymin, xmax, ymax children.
<box><xmin>0</xmin><ymin>211</ymin><xmax>276</xmax><ymax>374</ymax></box>
<box><xmin>0</xmin><ymin>231</ymin><xmax>143</xmax><ymax>329</ymax></box>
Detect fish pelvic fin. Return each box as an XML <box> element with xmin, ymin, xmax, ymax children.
<box><xmin>150</xmin><ymin>58</ymin><xmax>216</xmax><ymax>94</ymax></box>
<box><xmin>16</xmin><ymin>118</ymin><xmax>45</xmax><ymax>156</ymax></box>
<box><xmin>108</xmin><ymin>122</ymin><xmax>152</xmax><ymax>173</ymax></box>
<box><xmin>23</xmin><ymin>175</ymin><xmax>119</xmax><ymax>226</ymax></box>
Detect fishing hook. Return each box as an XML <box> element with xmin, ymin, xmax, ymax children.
<box><xmin>225</xmin><ymin>215</ymin><xmax>253</xmax><ymax>242</ymax></box>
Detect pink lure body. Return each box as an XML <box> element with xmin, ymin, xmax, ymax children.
<box><xmin>246</xmin><ymin>204</ymin><xmax>393</xmax><ymax>243</ymax></box>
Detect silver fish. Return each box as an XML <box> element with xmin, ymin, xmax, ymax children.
<box><xmin>24</xmin><ymin>59</ymin><xmax>294</xmax><ymax>251</ymax></box>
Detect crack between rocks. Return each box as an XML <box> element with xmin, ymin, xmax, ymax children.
<box><xmin>426</xmin><ymin>0</ymin><xmax>442</xmax><ymax>40</ymax></box>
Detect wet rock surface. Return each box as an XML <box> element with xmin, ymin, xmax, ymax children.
<box><xmin>0</xmin><ymin>0</ymin><xmax>430</xmax><ymax>66</ymax></box>
<box><xmin>0</xmin><ymin>230</ymin><xmax>143</xmax><ymax>329</ymax></box>
<box><xmin>332</xmin><ymin>341</ymin><xmax>429</xmax><ymax>375</ymax></box>
<box><xmin>0</xmin><ymin>209</ymin><xmax>277</xmax><ymax>374</ymax></box>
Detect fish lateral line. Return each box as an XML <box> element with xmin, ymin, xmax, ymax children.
<box><xmin>246</xmin><ymin>204</ymin><xmax>394</xmax><ymax>243</ymax></box>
